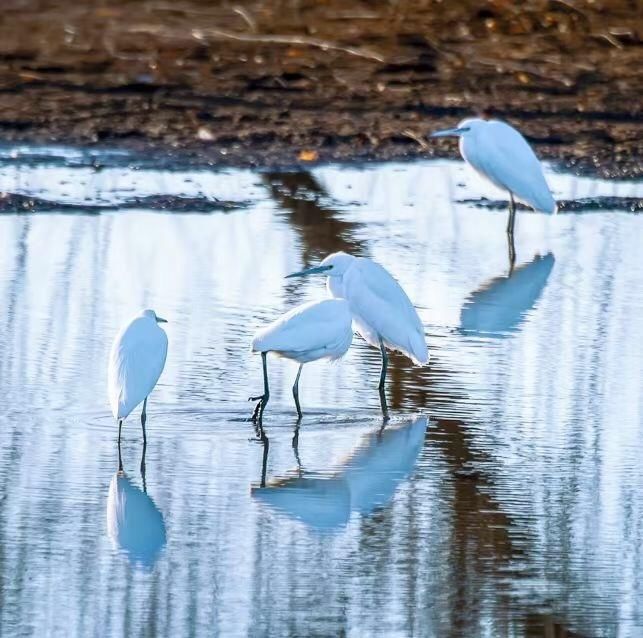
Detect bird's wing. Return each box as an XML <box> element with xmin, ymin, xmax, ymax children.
<box><xmin>345</xmin><ymin>260</ymin><xmax>428</xmax><ymax>364</ymax></box>
<box><xmin>253</xmin><ymin>299</ymin><xmax>352</xmax><ymax>358</ymax></box>
<box><xmin>463</xmin><ymin>121</ymin><xmax>557</xmax><ymax>213</ymax></box>
<box><xmin>108</xmin><ymin>318</ymin><xmax>168</xmax><ymax>418</ymax></box>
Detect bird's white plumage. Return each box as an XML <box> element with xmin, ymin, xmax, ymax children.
<box><xmin>458</xmin><ymin>119</ymin><xmax>557</xmax><ymax>214</ymax></box>
<box><xmin>252</xmin><ymin>298</ymin><xmax>353</xmax><ymax>363</ymax></box>
<box><xmin>322</xmin><ymin>253</ymin><xmax>429</xmax><ymax>365</ymax></box>
<box><xmin>108</xmin><ymin>310</ymin><xmax>168</xmax><ymax>419</ymax></box>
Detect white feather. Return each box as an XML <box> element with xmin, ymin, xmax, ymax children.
<box><xmin>460</xmin><ymin>119</ymin><xmax>557</xmax><ymax>214</ymax></box>
<box><xmin>333</xmin><ymin>257</ymin><xmax>429</xmax><ymax>365</ymax></box>
<box><xmin>108</xmin><ymin>310</ymin><xmax>168</xmax><ymax>419</ymax></box>
<box><xmin>252</xmin><ymin>298</ymin><xmax>353</xmax><ymax>363</ymax></box>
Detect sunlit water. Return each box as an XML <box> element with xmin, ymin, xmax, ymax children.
<box><xmin>0</xmin><ymin>148</ymin><xmax>642</xmax><ymax>637</ymax></box>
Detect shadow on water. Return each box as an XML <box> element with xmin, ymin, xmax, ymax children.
<box><xmin>106</xmin><ymin>447</ymin><xmax>166</xmax><ymax>570</ymax></box>
<box><xmin>0</xmin><ymin>157</ymin><xmax>640</xmax><ymax>636</ymax></box>
<box><xmin>460</xmin><ymin>253</ymin><xmax>556</xmax><ymax>338</ymax></box>
<box><xmin>252</xmin><ymin>416</ymin><xmax>427</xmax><ymax>532</ymax></box>
<box><xmin>262</xmin><ymin>171</ymin><xmax>366</xmax><ymax>262</ymax></box>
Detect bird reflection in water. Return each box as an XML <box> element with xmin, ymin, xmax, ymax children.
<box><xmin>251</xmin><ymin>416</ymin><xmax>427</xmax><ymax>531</ymax></box>
<box><xmin>460</xmin><ymin>253</ymin><xmax>555</xmax><ymax>337</ymax></box>
<box><xmin>106</xmin><ymin>445</ymin><xmax>166</xmax><ymax>569</ymax></box>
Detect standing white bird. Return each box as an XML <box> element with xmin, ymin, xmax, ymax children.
<box><xmin>108</xmin><ymin>309</ymin><xmax>168</xmax><ymax>469</ymax></box>
<box><xmin>250</xmin><ymin>298</ymin><xmax>353</xmax><ymax>420</ymax></box>
<box><xmin>430</xmin><ymin>118</ymin><xmax>557</xmax><ymax>270</ymax></box>
<box><xmin>286</xmin><ymin>252</ymin><xmax>428</xmax><ymax>413</ymax></box>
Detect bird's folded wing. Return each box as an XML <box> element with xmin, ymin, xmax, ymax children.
<box><xmin>466</xmin><ymin>121</ymin><xmax>555</xmax><ymax>213</ymax></box>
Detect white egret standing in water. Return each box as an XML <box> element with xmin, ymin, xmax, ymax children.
<box><xmin>108</xmin><ymin>309</ymin><xmax>168</xmax><ymax>470</ymax></box>
<box><xmin>286</xmin><ymin>252</ymin><xmax>428</xmax><ymax>414</ymax></box>
<box><xmin>250</xmin><ymin>298</ymin><xmax>353</xmax><ymax>420</ymax></box>
<box><xmin>431</xmin><ymin>118</ymin><xmax>557</xmax><ymax>270</ymax></box>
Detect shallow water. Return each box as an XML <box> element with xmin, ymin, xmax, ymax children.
<box><xmin>0</xmin><ymin>150</ymin><xmax>642</xmax><ymax>637</ymax></box>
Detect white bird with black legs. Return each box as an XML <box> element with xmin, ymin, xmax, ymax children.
<box><xmin>250</xmin><ymin>298</ymin><xmax>353</xmax><ymax>421</ymax></box>
<box><xmin>286</xmin><ymin>252</ymin><xmax>428</xmax><ymax>414</ymax></box>
<box><xmin>108</xmin><ymin>309</ymin><xmax>168</xmax><ymax>470</ymax></box>
<box><xmin>430</xmin><ymin>118</ymin><xmax>557</xmax><ymax>271</ymax></box>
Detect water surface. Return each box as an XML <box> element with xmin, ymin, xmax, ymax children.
<box><xmin>0</xmin><ymin>151</ymin><xmax>642</xmax><ymax>637</ymax></box>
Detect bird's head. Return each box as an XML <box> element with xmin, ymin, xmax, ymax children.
<box><xmin>142</xmin><ymin>309</ymin><xmax>168</xmax><ymax>323</ymax></box>
<box><xmin>430</xmin><ymin>117</ymin><xmax>486</xmax><ymax>139</ymax></box>
<box><xmin>286</xmin><ymin>251</ymin><xmax>356</xmax><ymax>279</ymax></box>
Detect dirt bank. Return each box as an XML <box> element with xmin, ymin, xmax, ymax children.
<box><xmin>0</xmin><ymin>1</ymin><xmax>641</xmax><ymax>177</ymax></box>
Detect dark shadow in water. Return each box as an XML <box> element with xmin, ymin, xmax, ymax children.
<box><xmin>262</xmin><ymin>171</ymin><xmax>366</xmax><ymax>264</ymax></box>
<box><xmin>107</xmin><ymin>447</ymin><xmax>166</xmax><ymax>569</ymax></box>
<box><xmin>382</xmin><ymin>353</ymin><xmax>544</xmax><ymax>633</ymax></box>
<box><xmin>252</xmin><ymin>416</ymin><xmax>427</xmax><ymax>532</ymax></box>
<box><xmin>460</xmin><ymin>253</ymin><xmax>555</xmax><ymax>337</ymax></box>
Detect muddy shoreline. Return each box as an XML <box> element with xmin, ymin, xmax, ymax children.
<box><xmin>0</xmin><ymin>1</ymin><xmax>640</xmax><ymax>177</ymax></box>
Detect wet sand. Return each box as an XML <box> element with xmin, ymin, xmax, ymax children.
<box><xmin>0</xmin><ymin>1</ymin><xmax>641</xmax><ymax>177</ymax></box>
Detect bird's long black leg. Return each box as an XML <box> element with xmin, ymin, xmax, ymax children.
<box><xmin>250</xmin><ymin>352</ymin><xmax>270</xmax><ymax>421</ymax></box>
<box><xmin>259</xmin><ymin>427</ymin><xmax>269</xmax><ymax>488</ymax></box>
<box><xmin>378</xmin><ymin>338</ymin><xmax>388</xmax><ymax>391</ymax></box>
<box><xmin>117</xmin><ymin>419</ymin><xmax>124</xmax><ymax>472</ymax></box>
<box><xmin>378</xmin><ymin>338</ymin><xmax>390</xmax><ymax>419</ymax></box>
<box><xmin>292</xmin><ymin>364</ymin><xmax>303</xmax><ymax>420</ymax></box>
<box><xmin>507</xmin><ymin>192</ymin><xmax>517</xmax><ymax>275</ymax></box>
<box><xmin>379</xmin><ymin>386</ymin><xmax>390</xmax><ymax>421</ymax></box>
<box><xmin>140</xmin><ymin>398</ymin><xmax>147</xmax><ymax>475</ymax></box>
<box><xmin>292</xmin><ymin>421</ymin><xmax>302</xmax><ymax>476</ymax></box>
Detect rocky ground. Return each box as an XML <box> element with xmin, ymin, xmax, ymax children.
<box><xmin>0</xmin><ymin>0</ymin><xmax>641</xmax><ymax>176</ymax></box>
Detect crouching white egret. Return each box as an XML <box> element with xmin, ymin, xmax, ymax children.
<box><xmin>430</xmin><ymin>118</ymin><xmax>557</xmax><ymax>271</ymax></box>
<box><xmin>250</xmin><ymin>298</ymin><xmax>353</xmax><ymax>420</ymax></box>
<box><xmin>108</xmin><ymin>309</ymin><xmax>168</xmax><ymax>470</ymax></box>
<box><xmin>286</xmin><ymin>252</ymin><xmax>429</xmax><ymax>413</ymax></box>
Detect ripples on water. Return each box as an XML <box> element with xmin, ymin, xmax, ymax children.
<box><xmin>0</xmin><ymin>148</ymin><xmax>641</xmax><ymax>637</ymax></box>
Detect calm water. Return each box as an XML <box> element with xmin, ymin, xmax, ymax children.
<box><xmin>0</xmin><ymin>149</ymin><xmax>642</xmax><ymax>637</ymax></box>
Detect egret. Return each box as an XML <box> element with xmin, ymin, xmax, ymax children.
<box><xmin>108</xmin><ymin>309</ymin><xmax>168</xmax><ymax>470</ymax></box>
<box><xmin>250</xmin><ymin>298</ymin><xmax>353</xmax><ymax>420</ymax></box>
<box><xmin>286</xmin><ymin>252</ymin><xmax>428</xmax><ymax>413</ymax></box>
<box><xmin>430</xmin><ymin>118</ymin><xmax>558</xmax><ymax>270</ymax></box>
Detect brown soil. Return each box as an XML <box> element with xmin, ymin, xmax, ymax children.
<box><xmin>0</xmin><ymin>1</ymin><xmax>641</xmax><ymax>177</ymax></box>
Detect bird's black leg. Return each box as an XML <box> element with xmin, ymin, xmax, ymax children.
<box><xmin>292</xmin><ymin>364</ymin><xmax>303</xmax><ymax>420</ymax></box>
<box><xmin>507</xmin><ymin>192</ymin><xmax>517</xmax><ymax>275</ymax></box>
<box><xmin>141</xmin><ymin>452</ymin><xmax>147</xmax><ymax>494</ymax></box>
<box><xmin>258</xmin><ymin>426</ymin><xmax>269</xmax><ymax>488</ymax></box>
<box><xmin>378</xmin><ymin>338</ymin><xmax>388</xmax><ymax>391</ymax></box>
<box><xmin>378</xmin><ymin>337</ymin><xmax>390</xmax><ymax>419</ymax></box>
<box><xmin>379</xmin><ymin>386</ymin><xmax>390</xmax><ymax>421</ymax></box>
<box><xmin>249</xmin><ymin>352</ymin><xmax>270</xmax><ymax>422</ymax></box>
<box><xmin>117</xmin><ymin>419</ymin><xmax>124</xmax><ymax>472</ymax></box>
<box><xmin>292</xmin><ymin>421</ymin><xmax>302</xmax><ymax>476</ymax></box>
<box><xmin>140</xmin><ymin>398</ymin><xmax>147</xmax><ymax>475</ymax></box>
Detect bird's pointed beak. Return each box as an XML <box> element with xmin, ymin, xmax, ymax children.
<box><xmin>156</xmin><ymin>316</ymin><xmax>168</xmax><ymax>323</ymax></box>
<box><xmin>429</xmin><ymin>127</ymin><xmax>464</xmax><ymax>138</ymax></box>
<box><xmin>285</xmin><ymin>265</ymin><xmax>332</xmax><ymax>278</ymax></box>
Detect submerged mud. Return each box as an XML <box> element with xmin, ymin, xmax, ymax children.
<box><xmin>0</xmin><ymin>1</ymin><xmax>641</xmax><ymax>177</ymax></box>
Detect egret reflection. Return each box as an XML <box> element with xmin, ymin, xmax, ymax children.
<box><xmin>106</xmin><ymin>471</ymin><xmax>166</xmax><ymax>569</ymax></box>
<box><xmin>252</xmin><ymin>416</ymin><xmax>427</xmax><ymax>531</ymax></box>
<box><xmin>460</xmin><ymin>253</ymin><xmax>555</xmax><ymax>337</ymax></box>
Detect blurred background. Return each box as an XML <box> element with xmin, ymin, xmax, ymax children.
<box><xmin>0</xmin><ymin>0</ymin><xmax>640</xmax><ymax>174</ymax></box>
